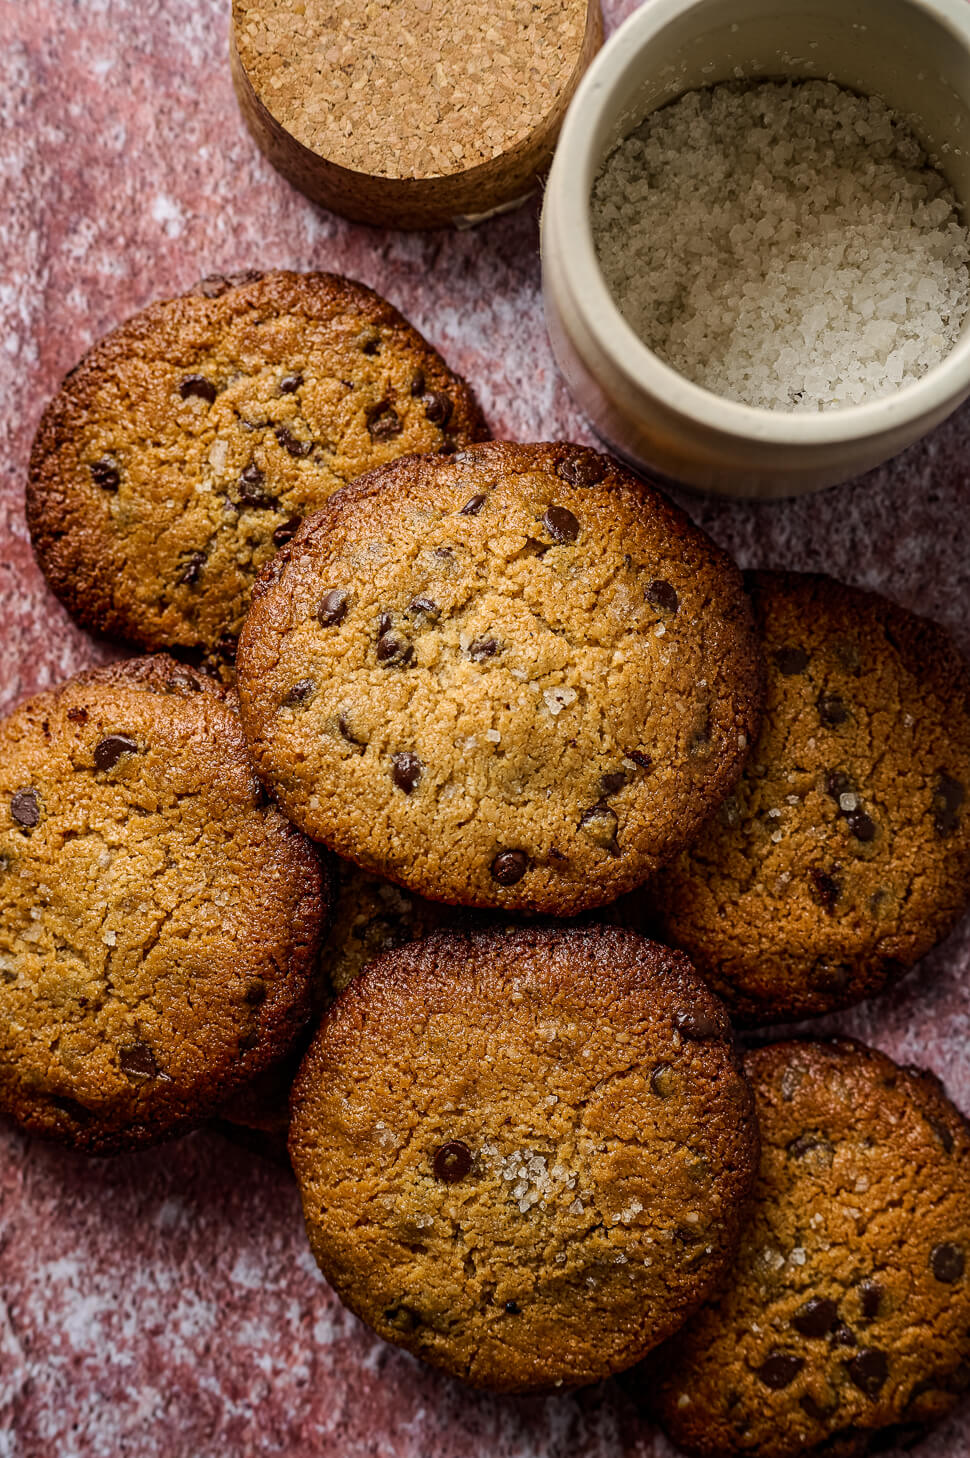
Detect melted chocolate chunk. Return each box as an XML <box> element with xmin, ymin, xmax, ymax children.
<box><xmin>275</xmin><ymin>425</ymin><xmax>313</xmax><ymax>458</ymax></box>
<box><xmin>831</xmin><ymin>1325</ymin><xmax>857</xmax><ymax>1348</ymax></box>
<box><xmin>423</xmin><ymin>392</ymin><xmax>453</xmax><ymax>427</ymax></box>
<box><xmin>626</xmin><ymin>749</ymin><xmax>653</xmax><ymax>771</ymax></box>
<box><xmin>367</xmin><ymin>402</ymin><xmax>402</xmax><ymax>441</ymax></box>
<box><xmin>279</xmin><ymin>372</ymin><xmax>303</xmax><ymax>393</ymax></box>
<box><xmin>433</xmin><ymin>1140</ymin><xmax>472</xmax><ymax>1183</ymax></box>
<box><xmin>338</xmin><ymin>714</ymin><xmax>367</xmax><ymax>751</ymax></box>
<box><xmin>410</xmin><ymin>371</ymin><xmax>426</xmax><ymax>397</ymax></box>
<box><xmin>859</xmin><ymin>1280</ymin><xmax>883</xmax><ymax>1320</ymax></box>
<box><xmin>818</xmin><ymin>693</ymin><xmax>848</xmax><ymax>728</ymax></box>
<box><xmin>846</xmin><ymin>809</ymin><xmax>876</xmax><ymax>842</ymax></box>
<box><xmin>356</xmin><ymin>328</ymin><xmax>381</xmax><ymax>355</ymax></box>
<box><xmin>90</xmin><ymin>457</ymin><xmax>120</xmax><ymax>491</ymax></box>
<box><xmin>10</xmin><ymin>789</ymin><xmax>40</xmax><ymax>828</ymax></box>
<box><xmin>792</xmin><ymin>1297</ymin><xmax>839</xmax><ymax>1338</ymax></box>
<box><xmin>408</xmin><ymin>596</ymin><xmax>439</xmax><ymax>620</ymax></box>
<box><xmin>317</xmin><ymin>589</ymin><xmax>349</xmax><ymax>627</ymax></box>
<box><xmin>178</xmin><ymin>551</ymin><xmax>206</xmax><ymax>586</ymax></box>
<box><xmin>930</xmin><ymin>1242</ymin><xmax>965</xmax><ymax>1283</ymax></box>
<box><xmin>238</xmin><ymin>463</ymin><xmax>275</xmax><ymax>508</ymax></box>
<box><xmin>555</xmin><ymin>453</ymin><xmax>606</xmax><ymax>487</ymax></box>
<box><xmin>799</xmin><ymin>1394</ymin><xmax>837</xmax><ymax>1422</ymax></box>
<box><xmin>825</xmin><ymin>770</ymin><xmax>854</xmax><ymax>802</ymax></box>
<box><xmin>774</xmin><ymin>645</ymin><xmax>809</xmax><ymax>675</ymax></box>
<box><xmin>846</xmin><ymin>1348</ymin><xmax>888</xmax><ymax>1397</ymax></box>
<box><xmin>273</xmin><ymin>514</ymin><xmax>302</xmax><ymax>548</ymax></box>
<box><xmin>504</xmin><ymin>1300</ymin><xmax>520</xmax><ymax>1315</ymax></box>
<box><xmin>391</xmin><ymin>752</ymin><xmax>422</xmax><ymax>794</ymax></box>
<box><xmin>491</xmin><ymin>849</ymin><xmax>528</xmax><ymax>885</ymax></box>
<box><xmin>376</xmin><ymin>630</ymin><xmax>414</xmax><ymax>668</ymax></box>
<box><xmin>646</xmin><ymin>579</ymin><xmax>679</xmax><ymax>613</ymax></box>
<box><xmin>651</xmin><ymin>1063</ymin><xmax>675</xmax><ymax>1097</ymax></box>
<box><xmin>599</xmin><ymin>771</ymin><xmax>628</xmax><ymax>796</ymax></box>
<box><xmin>94</xmin><ymin>734</ymin><xmax>138</xmax><ymax>771</ymax></box>
<box><xmin>179</xmin><ymin>374</ymin><xmax>217</xmax><ymax>404</ymax></box>
<box><xmin>468</xmin><ymin>637</ymin><xmax>499</xmax><ymax>662</ymax></box>
<box><xmin>283</xmin><ymin>678</ymin><xmax>316</xmax><ymax>708</ymax></box>
<box><xmin>809</xmin><ymin>867</ymin><xmax>841</xmax><ymax>913</ymax></box>
<box><xmin>673</xmin><ymin>1007</ymin><xmax>721</xmax><ymax>1041</ymax></box>
<box><xmin>933</xmin><ymin>774</ymin><xmax>965</xmax><ymax>836</ymax></box>
<box><xmin>758</xmin><ymin>1351</ymin><xmax>804</xmax><ymax>1389</ymax></box>
<box><xmin>542</xmin><ymin>504</ymin><xmax>580</xmax><ymax>544</ymax></box>
<box><xmin>119</xmin><ymin>1043</ymin><xmax>158</xmax><ymax>1080</ymax></box>
<box><xmin>458</xmin><ymin>493</ymin><xmax>487</xmax><ymax>516</ymax></box>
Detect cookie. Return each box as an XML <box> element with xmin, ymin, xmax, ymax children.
<box><xmin>0</xmin><ymin>655</ymin><xmax>327</xmax><ymax>1152</ymax></box>
<box><xmin>236</xmin><ymin>441</ymin><xmax>763</xmax><ymax>914</ymax></box>
<box><xmin>289</xmin><ymin>924</ymin><xmax>759</xmax><ymax>1392</ymax></box>
<box><xmin>652</xmin><ymin>1038</ymin><xmax>970</xmax><ymax>1458</ymax></box>
<box><xmin>27</xmin><ymin>269</ymin><xmax>488</xmax><ymax>659</ymax></box>
<box><xmin>654</xmin><ymin>571</ymin><xmax>970</xmax><ymax>1023</ymax></box>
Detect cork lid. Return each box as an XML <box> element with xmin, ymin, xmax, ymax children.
<box><xmin>231</xmin><ymin>0</ymin><xmax>602</xmax><ymax>228</ymax></box>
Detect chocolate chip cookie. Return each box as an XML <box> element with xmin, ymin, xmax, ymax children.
<box><xmin>654</xmin><ymin>571</ymin><xmax>970</xmax><ymax>1023</ymax></box>
<box><xmin>236</xmin><ymin>441</ymin><xmax>763</xmax><ymax>914</ymax></box>
<box><xmin>652</xmin><ymin>1038</ymin><xmax>970</xmax><ymax>1458</ymax></box>
<box><xmin>0</xmin><ymin>655</ymin><xmax>327</xmax><ymax>1152</ymax></box>
<box><xmin>289</xmin><ymin>924</ymin><xmax>759</xmax><ymax>1391</ymax></box>
<box><xmin>27</xmin><ymin>270</ymin><xmax>488</xmax><ymax>659</ymax></box>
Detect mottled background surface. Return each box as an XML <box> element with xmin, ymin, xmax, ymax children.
<box><xmin>1</xmin><ymin>1</ymin><xmax>968</xmax><ymax>1454</ymax></box>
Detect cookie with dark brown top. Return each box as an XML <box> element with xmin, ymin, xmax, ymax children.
<box><xmin>654</xmin><ymin>571</ymin><xmax>970</xmax><ymax>1023</ymax></box>
<box><xmin>236</xmin><ymin>441</ymin><xmax>763</xmax><ymax>914</ymax></box>
<box><xmin>27</xmin><ymin>270</ymin><xmax>488</xmax><ymax>657</ymax></box>
<box><xmin>652</xmin><ymin>1038</ymin><xmax>970</xmax><ymax>1458</ymax></box>
<box><xmin>0</xmin><ymin>654</ymin><xmax>327</xmax><ymax>1153</ymax></box>
<box><xmin>289</xmin><ymin>924</ymin><xmax>759</xmax><ymax>1392</ymax></box>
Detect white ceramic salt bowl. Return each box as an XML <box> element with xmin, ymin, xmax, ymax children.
<box><xmin>541</xmin><ymin>0</ymin><xmax>970</xmax><ymax>499</ymax></box>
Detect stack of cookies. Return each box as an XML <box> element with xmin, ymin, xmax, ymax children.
<box><xmin>6</xmin><ymin>269</ymin><xmax>969</xmax><ymax>1456</ymax></box>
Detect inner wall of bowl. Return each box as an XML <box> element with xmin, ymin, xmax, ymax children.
<box><xmin>593</xmin><ymin>0</ymin><xmax>970</xmax><ymax>344</ymax></box>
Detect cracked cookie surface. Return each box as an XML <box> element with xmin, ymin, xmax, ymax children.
<box><xmin>27</xmin><ymin>269</ymin><xmax>488</xmax><ymax>658</ymax></box>
<box><xmin>654</xmin><ymin>571</ymin><xmax>970</xmax><ymax>1023</ymax></box>
<box><xmin>652</xmin><ymin>1038</ymin><xmax>970</xmax><ymax>1458</ymax></box>
<box><xmin>0</xmin><ymin>654</ymin><xmax>327</xmax><ymax>1152</ymax></box>
<box><xmin>289</xmin><ymin>924</ymin><xmax>759</xmax><ymax>1392</ymax></box>
<box><xmin>236</xmin><ymin>441</ymin><xmax>763</xmax><ymax>914</ymax></box>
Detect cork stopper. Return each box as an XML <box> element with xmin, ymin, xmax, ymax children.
<box><xmin>231</xmin><ymin>0</ymin><xmax>602</xmax><ymax>229</ymax></box>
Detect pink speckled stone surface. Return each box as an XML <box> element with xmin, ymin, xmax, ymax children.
<box><xmin>1</xmin><ymin>2</ymin><xmax>968</xmax><ymax>1454</ymax></box>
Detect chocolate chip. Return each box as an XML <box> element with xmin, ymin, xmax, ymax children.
<box><xmin>423</xmin><ymin>391</ymin><xmax>453</xmax><ymax>427</ymax></box>
<box><xmin>275</xmin><ymin>425</ymin><xmax>313</xmax><ymax>458</ymax></box>
<box><xmin>94</xmin><ymin>735</ymin><xmax>138</xmax><ymax>772</ymax></box>
<box><xmin>831</xmin><ymin>1325</ymin><xmax>857</xmax><ymax>1348</ymax></box>
<box><xmin>578</xmin><ymin>803</ymin><xmax>618</xmax><ymax>852</ymax></box>
<box><xmin>356</xmin><ymin>328</ymin><xmax>381</xmax><ymax>355</ymax></box>
<box><xmin>179</xmin><ymin>374</ymin><xmax>217</xmax><ymax>403</ymax></box>
<box><xmin>377</xmin><ymin>612</ymin><xmax>392</xmax><ymax>634</ymax></box>
<box><xmin>793</xmin><ymin>1297</ymin><xmax>839</xmax><ymax>1338</ymax></box>
<box><xmin>318</xmin><ymin>590</ymin><xmax>350</xmax><ymax>627</ymax></box>
<box><xmin>279</xmin><ymin>373</ymin><xmax>303</xmax><ymax>393</ymax></box>
<box><xmin>825</xmin><ymin>770</ymin><xmax>854</xmax><ymax>801</ymax></box>
<box><xmin>216</xmin><ymin>633</ymin><xmax>238</xmax><ymax>663</ymax></box>
<box><xmin>238</xmin><ymin>463</ymin><xmax>275</xmax><ymax>508</ymax></box>
<box><xmin>774</xmin><ymin>646</ymin><xmax>809</xmax><ymax>675</ymax></box>
<box><xmin>626</xmin><ymin>750</ymin><xmax>653</xmax><ymax>771</ymax></box>
<box><xmin>67</xmin><ymin>707</ymin><xmax>88</xmax><ymax>725</ymax></box>
<box><xmin>391</xmin><ymin>752</ymin><xmax>422</xmax><ymax>794</ymax></box>
<box><xmin>646</xmin><ymin>579</ymin><xmax>679</xmax><ymax>613</ymax></box>
<box><xmin>10</xmin><ymin>789</ymin><xmax>39</xmax><ymax>828</ymax></box>
<box><xmin>651</xmin><ymin>1063</ymin><xmax>675</xmax><ymax>1097</ymax></box>
<box><xmin>119</xmin><ymin>1043</ymin><xmax>158</xmax><ymax>1080</ymax></box>
<box><xmin>931</xmin><ymin>1242</ymin><xmax>965</xmax><ymax>1283</ymax></box>
<box><xmin>178</xmin><ymin>551</ymin><xmax>206</xmax><ymax>586</ymax></box>
<box><xmin>809</xmin><ymin>867</ymin><xmax>841</xmax><ymax>913</ymax></box>
<box><xmin>504</xmin><ymin>1300</ymin><xmax>520</xmax><ymax>1315</ymax></box>
<box><xmin>408</xmin><ymin>596</ymin><xmax>439</xmax><ymax>620</ymax></box>
<box><xmin>758</xmin><ymin>1351</ymin><xmax>804</xmax><ymax>1389</ymax></box>
<box><xmin>543</xmin><ymin>504</ymin><xmax>580</xmax><ymax>544</ymax></box>
<box><xmin>433</xmin><ymin>1140</ymin><xmax>472</xmax><ymax>1183</ymax></box>
<box><xmin>933</xmin><ymin>774</ymin><xmax>965</xmax><ymax>836</ymax></box>
<box><xmin>847</xmin><ymin>1348</ymin><xmax>888</xmax><ymax>1397</ymax></box>
<box><xmin>491</xmin><ymin>849</ymin><xmax>528</xmax><ymax>885</ymax></box>
<box><xmin>555</xmin><ymin>453</ymin><xmax>606</xmax><ymax>487</ymax></box>
<box><xmin>377</xmin><ymin>630</ymin><xmax>414</xmax><ymax>668</ymax></box>
<box><xmin>338</xmin><ymin>714</ymin><xmax>366</xmax><ymax>751</ymax></box>
<box><xmin>284</xmin><ymin>678</ymin><xmax>316</xmax><ymax>707</ymax></box>
<box><xmin>458</xmin><ymin>493</ymin><xmax>487</xmax><ymax>516</ymax></box>
<box><xmin>859</xmin><ymin>1281</ymin><xmax>883</xmax><ymax>1320</ymax></box>
<box><xmin>787</xmin><ymin>1132</ymin><xmax>835</xmax><ymax>1164</ymax></box>
<box><xmin>90</xmin><ymin>457</ymin><xmax>120</xmax><ymax>491</ymax></box>
<box><xmin>410</xmin><ymin>370</ymin><xmax>426</xmax><ymax>397</ymax></box>
<box><xmin>846</xmin><ymin>809</ymin><xmax>876</xmax><ymax>842</ymax></box>
<box><xmin>599</xmin><ymin>771</ymin><xmax>628</xmax><ymax>796</ymax></box>
<box><xmin>673</xmin><ymin>1008</ymin><xmax>721</xmax><ymax>1041</ymax></box>
<box><xmin>367</xmin><ymin>402</ymin><xmax>402</xmax><ymax>441</ymax></box>
<box><xmin>818</xmin><ymin>693</ymin><xmax>848</xmax><ymax>728</ymax></box>
<box><xmin>272</xmin><ymin>514</ymin><xmax>302</xmax><ymax>548</ymax></box>
<box><xmin>468</xmin><ymin>637</ymin><xmax>500</xmax><ymax>662</ymax></box>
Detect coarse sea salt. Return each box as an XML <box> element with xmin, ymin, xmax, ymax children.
<box><xmin>592</xmin><ymin>79</ymin><xmax>970</xmax><ymax>411</ymax></box>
